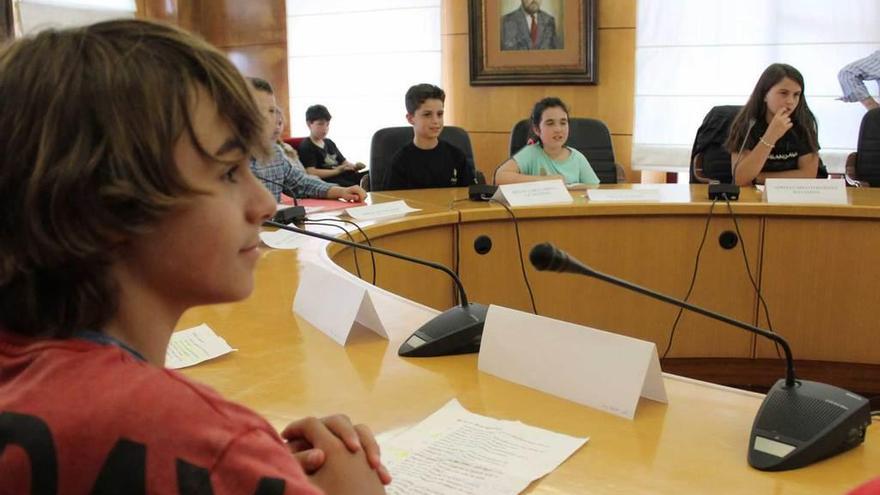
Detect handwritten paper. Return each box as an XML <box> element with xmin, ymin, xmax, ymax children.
<box><xmin>479</xmin><ymin>305</ymin><xmax>667</xmax><ymax>419</ymax></box>
<box><xmin>165</xmin><ymin>324</ymin><xmax>235</xmax><ymax>369</ymax></box>
<box><xmin>492</xmin><ymin>180</ymin><xmax>573</xmax><ymax>207</ymax></box>
<box><xmin>381</xmin><ymin>399</ymin><xmax>587</xmax><ymax>495</ymax></box>
<box><xmin>346</xmin><ymin>200</ymin><xmax>420</xmax><ymax>221</ymax></box>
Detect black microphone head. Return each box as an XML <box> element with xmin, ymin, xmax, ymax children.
<box><xmin>529</xmin><ymin>243</ymin><xmax>557</xmax><ymax>271</ymax></box>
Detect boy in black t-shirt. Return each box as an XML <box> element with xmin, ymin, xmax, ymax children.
<box><xmin>297</xmin><ymin>104</ymin><xmax>366</xmax><ymax>187</ymax></box>
<box><xmin>385</xmin><ymin>84</ymin><xmax>475</xmax><ymax>190</ymax></box>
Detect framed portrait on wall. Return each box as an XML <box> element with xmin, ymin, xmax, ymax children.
<box><xmin>469</xmin><ymin>0</ymin><xmax>597</xmax><ymax>85</ymax></box>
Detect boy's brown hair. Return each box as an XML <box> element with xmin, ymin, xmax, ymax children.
<box><xmin>404</xmin><ymin>83</ymin><xmax>445</xmax><ymax>115</ymax></box>
<box><xmin>0</xmin><ymin>19</ymin><xmax>267</xmax><ymax>338</ymax></box>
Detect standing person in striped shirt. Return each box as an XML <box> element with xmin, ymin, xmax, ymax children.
<box><xmin>838</xmin><ymin>50</ymin><xmax>880</xmax><ymax>110</ymax></box>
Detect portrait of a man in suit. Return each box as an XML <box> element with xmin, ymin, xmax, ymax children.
<box><xmin>501</xmin><ymin>0</ymin><xmax>562</xmax><ymax>51</ymax></box>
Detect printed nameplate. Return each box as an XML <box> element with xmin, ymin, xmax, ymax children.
<box><xmin>764</xmin><ymin>179</ymin><xmax>847</xmax><ymax>205</ymax></box>
<box><xmin>346</xmin><ymin>200</ymin><xmax>420</xmax><ymax>220</ymax></box>
<box><xmin>492</xmin><ymin>180</ymin><xmax>573</xmax><ymax>207</ymax></box>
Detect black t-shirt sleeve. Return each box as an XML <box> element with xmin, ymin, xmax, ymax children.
<box><xmin>385</xmin><ymin>146</ymin><xmax>409</xmax><ymax>190</ymax></box>
<box><xmin>297</xmin><ymin>140</ymin><xmax>318</xmax><ymax>168</ymax></box>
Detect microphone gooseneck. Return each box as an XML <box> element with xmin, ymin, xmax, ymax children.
<box><xmin>528</xmin><ymin>242</ymin><xmax>872</xmax><ymax>472</ymax></box>
<box><xmin>265</xmin><ymin>220</ymin><xmax>489</xmax><ymax>357</ymax></box>
<box><xmin>528</xmin><ymin>242</ymin><xmax>796</xmax><ymax>387</ymax></box>
<box><xmin>265</xmin><ymin>220</ymin><xmax>470</xmax><ymax>307</ymax></box>
<box><xmin>731</xmin><ymin>117</ymin><xmax>757</xmax><ymax>184</ymax></box>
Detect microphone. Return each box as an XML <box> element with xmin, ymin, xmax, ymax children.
<box><xmin>468</xmin><ymin>157</ymin><xmax>508</xmax><ymax>201</ymax></box>
<box><xmin>254</xmin><ymin>173</ymin><xmax>307</xmax><ymax>225</ymax></box>
<box><xmin>529</xmin><ymin>242</ymin><xmax>871</xmax><ymax>472</ymax></box>
<box><xmin>708</xmin><ymin>117</ymin><xmax>756</xmax><ymax>201</ymax></box>
<box><xmin>264</xmin><ymin>220</ymin><xmax>487</xmax><ymax>357</ymax></box>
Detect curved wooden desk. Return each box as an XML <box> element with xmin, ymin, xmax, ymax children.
<box><xmin>326</xmin><ymin>185</ymin><xmax>880</xmax><ymax>396</ymax></box>
<box><xmin>177</xmin><ymin>242</ymin><xmax>878</xmax><ymax>494</ymax></box>
<box><xmin>174</xmin><ymin>187</ymin><xmax>880</xmax><ymax>493</ymax></box>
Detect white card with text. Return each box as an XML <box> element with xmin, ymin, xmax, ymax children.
<box><xmin>586</xmin><ymin>189</ymin><xmax>662</xmax><ymax>202</ymax></box>
<box><xmin>293</xmin><ymin>262</ymin><xmax>388</xmax><ymax>345</ymax></box>
<box><xmin>764</xmin><ymin>179</ymin><xmax>847</xmax><ymax>205</ymax></box>
<box><xmin>478</xmin><ymin>305</ymin><xmax>667</xmax><ymax>419</ymax></box>
<box><xmin>346</xmin><ymin>200</ymin><xmax>420</xmax><ymax>221</ymax></box>
<box><xmin>491</xmin><ymin>180</ymin><xmax>573</xmax><ymax>207</ymax></box>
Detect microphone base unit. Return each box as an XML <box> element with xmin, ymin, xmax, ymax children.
<box><xmin>469</xmin><ymin>184</ymin><xmax>498</xmax><ymax>201</ymax></box>
<box><xmin>398</xmin><ymin>303</ymin><xmax>489</xmax><ymax>357</ymax></box>
<box><xmin>748</xmin><ymin>378</ymin><xmax>871</xmax><ymax>471</ymax></box>
<box><xmin>708</xmin><ymin>183</ymin><xmax>740</xmax><ymax>201</ymax></box>
<box><xmin>273</xmin><ymin>205</ymin><xmax>306</xmax><ymax>226</ymax></box>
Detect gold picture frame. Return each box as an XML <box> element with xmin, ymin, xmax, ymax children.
<box><xmin>469</xmin><ymin>0</ymin><xmax>597</xmax><ymax>85</ymax></box>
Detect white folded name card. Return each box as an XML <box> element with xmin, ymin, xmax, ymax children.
<box><xmin>346</xmin><ymin>200</ymin><xmax>420</xmax><ymax>220</ymax></box>
<box><xmin>492</xmin><ymin>180</ymin><xmax>573</xmax><ymax>207</ymax></box>
<box><xmin>478</xmin><ymin>305</ymin><xmax>667</xmax><ymax>419</ymax></box>
<box><xmin>586</xmin><ymin>189</ymin><xmax>661</xmax><ymax>202</ymax></box>
<box><xmin>764</xmin><ymin>179</ymin><xmax>847</xmax><ymax>205</ymax></box>
<box><xmin>293</xmin><ymin>262</ymin><xmax>387</xmax><ymax>345</ymax></box>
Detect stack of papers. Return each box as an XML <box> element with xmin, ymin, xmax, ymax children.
<box><xmin>379</xmin><ymin>400</ymin><xmax>588</xmax><ymax>494</ymax></box>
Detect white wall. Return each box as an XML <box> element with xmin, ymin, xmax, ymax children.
<box><xmin>286</xmin><ymin>0</ymin><xmax>441</xmax><ymax>165</ymax></box>
<box><xmin>633</xmin><ymin>0</ymin><xmax>880</xmax><ymax>174</ymax></box>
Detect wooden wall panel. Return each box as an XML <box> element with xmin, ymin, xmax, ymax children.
<box><xmin>198</xmin><ymin>1</ymin><xmax>285</xmax><ymax>48</ymax></box>
<box><xmin>442</xmin><ymin>0</ymin><xmax>638</xmax><ymax>181</ymax></box>
<box><xmin>225</xmin><ymin>44</ymin><xmax>289</xmax><ymax>125</ymax></box>
<box><xmin>137</xmin><ymin>0</ymin><xmax>289</xmax><ymax>134</ymax></box>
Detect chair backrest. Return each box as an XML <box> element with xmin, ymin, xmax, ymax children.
<box><xmin>283</xmin><ymin>136</ymin><xmax>307</xmax><ymax>150</ymax></box>
<box><xmin>508</xmin><ymin>118</ymin><xmax>619</xmax><ymax>183</ymax></box>
<box><xmin>854</xmin><ymin>108</ymin><xmax>880</xmax><ymax>186</ymax></box>
<box><xmin>369</xmin><ymin>126</ymin><xmax>476</xmax><ymax>191</ymax></box>
<box><xmin>689</xmin><ymin>105</ymin><xmax>741</xmax><ymax>184</ymax></box>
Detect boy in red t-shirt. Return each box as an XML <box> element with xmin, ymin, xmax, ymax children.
<box><xmin>0</xmin><ymin>19</ymin><xmax>388</xmax><ymax>494</ymax></box>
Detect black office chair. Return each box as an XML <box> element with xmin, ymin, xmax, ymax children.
<box><xmin>690</xmin><ymin>105</ymin><xmax>829</xmax><ymax>184</ymax></box>
<box><xmin>368</xmin><ymin>126</ymin><xmax>477</xmax><ymax>191</ymax></box>
<box><xmin>689</xmin><ymin>105</ymin><xmax>741</xmax><ymax>184</ymax></box>
<box><xmin>508</xmin><ymin>118</ymin><xmax>622</xmax><ymax>184</ymax></box>
<box><xmin>847</xmin><ymin>108</ymin><xmax>880</xmax><ymax>187</ymax></box>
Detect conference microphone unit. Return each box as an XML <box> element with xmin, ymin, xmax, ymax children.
<box><xmin>709</xmin><ymin>117</ymin><xmax>756</xmax><ymax>201</ymax></box>
<box><xmin>252</xmin><ymin>173</ymin><xmax>308</xmax><ymax>225</ymax></box>
<box><xmin>263</xmin><ymin>220</ymin><xmax>487</xmax><ymax>357</ymax></box>
<box><xmin>528</xmin><ymin>242</ymin><xmax>871</xmax><ymax>472</ymax></box>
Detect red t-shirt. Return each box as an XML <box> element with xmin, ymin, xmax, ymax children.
<box><xmin>850</xmin><ymin>477</ymin><xmax>880</xmax><ymax>495</ymax></box>
<box><xmin>0</xmin><ymin>331</ymin><xmax>322</xmax><ymax>495</ymax></box>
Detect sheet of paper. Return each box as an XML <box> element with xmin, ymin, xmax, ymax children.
<box><xmin>381</xmin><ymin>399</ymin><xmax>587</xmax><ymax>495</ymax></box>
<box><xmin>259</xmin><ymin>227</ymin><xmax>310</xmax><ymax>250</ymax></box>
<box><xmin>293</xmin><ymin>262</ymin><xmax>388</xmax><ymax>345</ymax></box>
<box><xmin>478</xmin><ymin>305</ymin><xmax>667</xmax><ymax>419</ymax></box>
<box><xmin>492</xmin><ymin>180</ymin><xmax>573</xmax><ymax>207</ymax></box>
<box><xmin>298</xmin><ymin>198</ymin><xmax>365</xmax><ymax>212</ymax></box>
<box><xmin>586</xmin><ymin>188</ymin><xmax>661</xmax><ymax>202</ymax></box>
<box><xmin>346</xmin><ymin>200</ymin><xmax>420</xmax><ymax>221</ymax></box>
<box><xmin>165</xmin><ymin>324</ymin><xmax>235</xmax><ymax>369</ymax></box>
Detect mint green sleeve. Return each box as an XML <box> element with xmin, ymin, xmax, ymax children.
<box><xmin>513</xmin><ymin>144</ymin><xmax>540</xmax><ymax>176</ymax></box>
<box><xmin>579</xmin><ymin>154</ymin><xmax>601</xmax><ymax>184</ymax></box>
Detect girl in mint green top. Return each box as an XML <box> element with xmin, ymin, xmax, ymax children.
<box><xmin>511</xmin><ymin>143</ymin><xmax>599</xmax><ymax>184</ymax></box>
<box><xmin>496</xmin><ymin>97</ymin><xmax>601</xmax><ymax>186</ymax></box>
